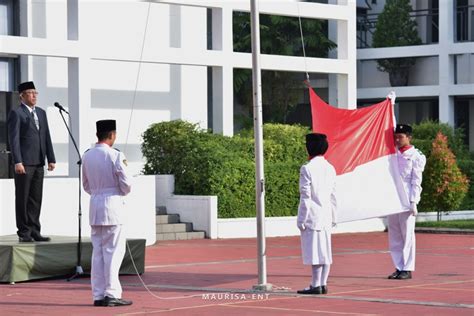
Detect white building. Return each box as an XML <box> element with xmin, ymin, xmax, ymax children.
<box><xmin>0</xmin><ymin>0</ymin><xmax>356</xmax><ymax>176</ymax></box>
<box><xmin>356</xmin><ymin>0</ymin><xmax>474</xmax><ymax>150</ymax></box>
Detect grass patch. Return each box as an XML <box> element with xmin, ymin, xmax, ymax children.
<box><xmin>416</xmin><ymin>219</ymin><xmax>474</xmax><ymax>229</ymax></box>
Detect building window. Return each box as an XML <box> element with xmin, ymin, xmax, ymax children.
<box><xmin>0</xmin><ymin>0</ymin><xmax>16</xmax><ymax>36</ymax></box>
<box><xmin>456</xmin><ymin>0</ymin><xmax>474</xmax><ymax>42</ymax></box>
<box><xmin>0</xmin><ymin>58</ymin><xmax>16</xmax><ymax>92</ymax></box>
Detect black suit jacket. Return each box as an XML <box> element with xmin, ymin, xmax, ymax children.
<box><xmin>7</xmin><ymin>104</ymin><xmax>56</xmax><ymax>166</ymax></box>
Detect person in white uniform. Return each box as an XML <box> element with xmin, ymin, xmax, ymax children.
<box><xmin>297</xmin><ymin>133</ymin><xmax>337</xmax><ymax>295</ymax></box>
<box><xmin>387</xmin><ymin>123</ymin><xmax>426</xmax><ymax>280</ymax></box>
<box><xmin>82</xmin><ymin>120</ymin><xmax>133</xmax><ymax>307</ymax></box>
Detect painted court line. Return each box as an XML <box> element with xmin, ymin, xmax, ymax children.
<box><xmin>329</xmin><ymin>279</ymin><xmax>474</xmax><ymax>295</ymax></box>
<box><xmin>222</xmin><ymin>304</ymin><xmax>379</xmax><ymax>315</ymax></box>
<box><xmin>116</xmin><ymin>294</ymin><xmax>376</xmax><ymax>316</ymax></box>
<box><xmin>144</xmin><ymin>250</ymin><xmax>389</xmax><ymax>269</ymax></box>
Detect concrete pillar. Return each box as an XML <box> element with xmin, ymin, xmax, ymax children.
<box><xmin>18</xmin><ymin>0</ymin><xmax>32</xmax><ymax>83</ymax></box>
<box><xmin>67</xmin><ymin>0</ymin><xmax>78</xmax><ymax>41</ymax></box>
<box><xmin>438</xmin><ymin>0</ymin><xmax>455</xmax><ymax>126</ymax></box>
<box><xmin>328</xmin><ymin>0</ymin><xmax>356</xmax><ymax>109</ymax></box>
<box><xmin>470</xmin><ymin>100</ymin><xmax>474</xmax><ymax>152</ymax></box>
<box><xmin>67</xmin><ymin>57</ymin><xmax>91</xmax><ymax>177</ymax></box>
<box><xmin>211</xmin><ymin>7</ymin><xmax>233</xmax><ymax>136</ymax></box>
<box><xmin>66</xmin><ymin>2</ymin><xmax>91</xmax><ymax>176</ymax></box>
<box><xmin>328</xmin><ymin>4</ymin><xmax>337</xmax><ymax>106</ymax></box>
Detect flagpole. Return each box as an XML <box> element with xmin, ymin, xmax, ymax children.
<box><xmin>250</xmin><ymin>0</ymin><xmax>272</xmax><ymax>292</ymax></box>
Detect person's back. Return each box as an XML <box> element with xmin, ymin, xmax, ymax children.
<box><xmin>82</xmin><ymin>144</ymin><xmax>131</xmax><ymax>225</ymax></box>
<box><xmin>299</xmin><ymin>156</ymin><xmax>336</xmax><ymax>231</ymax></box>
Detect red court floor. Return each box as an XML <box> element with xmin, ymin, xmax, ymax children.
<box><xmin>0</xmin><ymin>232</ymin><xmax>473</xmax><ymax>315</ymax></box>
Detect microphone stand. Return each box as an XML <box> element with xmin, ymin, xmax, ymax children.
<box><xmin>57</xmin><ymin>107</ymin><xmax>84</xmax><ymax>281</ymax></box>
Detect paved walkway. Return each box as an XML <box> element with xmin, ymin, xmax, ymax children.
<box><xmin>0</xmin><ymin>232</ymin><xmax>473</xmax><ymax>315</ymax></box>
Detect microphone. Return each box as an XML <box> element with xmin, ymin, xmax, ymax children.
<box><xmin>54</xmin><ymin>102</ymin><xmax>69</xmax><ymax>114</ymax></box>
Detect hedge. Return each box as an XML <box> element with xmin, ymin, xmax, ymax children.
<box><xmin>142</xmin><ymin>120</ymin><xmax>309</xmax><ymax>218</ymax></box>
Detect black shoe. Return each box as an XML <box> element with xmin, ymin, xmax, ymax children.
<box><xmin>388</xmin><ymin>270</ymin><xmax>400</xmax><ymax>279</ymax></box>
<box><xmin>93</xmin><ymin>299</ymin><xmax>105</xmax><ymax>306</ymax></box>
<box><xmin>396</xmin><ymin>271</ymin><xmax>412</xmax><ymax>280</ymax></box>
<box><xmin>297</xmin><ymin>285</ymin><xmax>323</xmax><ymax>295</ymax></box>
<box><xmin>104</xmin><ymin>296</ymin><xmax>133</xmax><ymax>307</ymax></box>
<box><xmin>321</xmin><ymin>285</ymin><xmax>328</xmax><ymax>294</ymax></box>
<box><xmin>32</xmin><ymin>235</ymin><xmax>51</xmax><ymax>242</ymax></box>
<box><xmin>18</xmin><ymin>236</ymin><xmax>34</xmax><ymax>242</ymax></box>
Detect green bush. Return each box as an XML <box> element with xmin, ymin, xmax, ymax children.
<box><xmin>142</xmin><ymin>121</ymin><xmax>308</xmax><ymax>218</ymax></box>
<box><xmin>458</xmin><ymin>159</ymin><xmax>474</xmax><ymax>210</ymax></box>
<box><xmin>412</xmin><ymin>121</ymin><xmax>473</xmax><ymax>211</ymax></box>
<box><xmin>412</xmin><ymin>120</ymin><xmax>468</xmax><ymax>159</ymax></box>
<box><xmin>419</xmin><ymin>132</ymin><xmax>469</xmax><ymax>212</ymax></box>
<box><xmin>238</xmin><ymin>124</ymin><xmax>310</xmax><ymax>163</ymax></box>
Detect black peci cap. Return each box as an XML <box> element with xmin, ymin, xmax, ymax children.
<box><xmin>395</xmin><ymin>124</ymin><xmax>412</xmax><ymax>134</ymax></box>
<box><xmin>306</xmin><ymin>133</ymin><xmax>329</xmax><ymax>156</ymax></box>
<box><xmin>96</xmin><ymin>120</ymin><xmax>116</xmax><ymax>133</ymax></box>
<box><xmin>18</xmin><ymin>81</ymin><xmax>36</xmax><ymax>93</ymax></box>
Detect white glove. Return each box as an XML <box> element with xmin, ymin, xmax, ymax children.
<box><xmin>410</xmin><ymin>202</ymin><xmax>418</xmax><ymax>216</ymax></box>
<box><xmin>387</xmin><ymin>90</ymin><xmax>396</xmax><ymax>105</ymax></box>
<box><xmin>297</xmin><ymin>222</ymin><xmax>306</xmax><ymax>231</ymax></box>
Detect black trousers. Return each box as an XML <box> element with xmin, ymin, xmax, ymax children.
<box><xmin>14</xmin><ymin>165</ymin><xmax>44</xmax><ymax>238</ymax></box>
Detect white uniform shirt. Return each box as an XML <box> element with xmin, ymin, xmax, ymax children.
<box><xmin>82</xmin><ymin>143</ymin><xmax>132</xmax><ymax>225</ymax></box>
<box><xmin>297</xmin><ymin>156</ymin><xmax>337</xmax><ymax>231</ymax></box>
<box><xmin>397</xmin><ymin>146</ymin><xmax>426</xmax><ymax>204</ymax></box>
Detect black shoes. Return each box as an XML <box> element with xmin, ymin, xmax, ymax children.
<box><xmin>103</xmin><ymin>296</ymin><xmax>133</xmax><ymax>307</ymax></box>
<box><xmin>297</xmin><ymin>285</ymin><xmax>328</xmax><ymax>295</ymax></box>
<box><xmin>18</xmin><ymin>235</ymin><xmax>51</xmax><ymax>242</ymax></box>
<box><xmin>32</xmin><ymin>235</ymin><xmax>51</xmax><ymax>242</ymax></box>
<box><xmin>388</xmin><ymin>270</ymin><xmax>412</xmax><ymax>280</ymax></box>
<box><xmin>388</xmin><ymin>270</ymin><xmax>400</xmax><ymax>279</ymax></box>
<box><xmin>93</xmin><ymin>300</ymin><xmax>105</xmax><ymax>306</ymax></box>
<box><xmin>18</xmin><ymin>236</ymin><xmax>34</xmax><ymax>242</ymax></box>
<box><xmin>397</xmin><ymin>271</ymin><xmax>412</xmax><ymax>279</ymax></box>
<box><xmin>321</xmin><ymin>285</ymin><xmax>328</xmax><ymax>294</ymax></box>
<box><xmin>94</xmin><ymin>297</ymin><xmax>133</xmax><ymax>307</ymax></box>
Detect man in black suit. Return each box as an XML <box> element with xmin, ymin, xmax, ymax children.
<box><xmin>7</xmin><ymin>81</ymin><xmax>56</xmax><ymax>242</ymax></box>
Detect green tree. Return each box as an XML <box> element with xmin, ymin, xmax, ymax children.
<box><xmin>419</xmin><ymin>132</ymin><xmax>469</xmax><ymax>219</ymax></box>
<box><xmin>233</xmin><ymin>12</ymin><xmax>336</xmax><ymax>125</ymax></box>
<box><xmin>372</xmin><ymin>0</ymin><xmax>421</xmax><ymax>86</ymax></box>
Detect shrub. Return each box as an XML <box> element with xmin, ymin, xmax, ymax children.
<box><xmin>238</xmin><ymin>124</ymin><xmax>310</xmax><ymax>162</ymax></box>
<box><xmin>412</xmin><ymin>120</ymin><xmax>468</xmax><ymax>159</ymax></box>
<box><xmin>419</xmin><ymin>132</ymin><xmax>469</xmax><ymax>213</ymax></box>
<box><xmin>142</xmin><ymin>121</ymin><xmax>308</xmax><ymax>218</ymax></box>
<box><xmin>458</xmin><ymin>159</ymin><xmax>474</xmax><ymax>210</ymax></box>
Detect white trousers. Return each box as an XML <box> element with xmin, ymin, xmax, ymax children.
<box><xmin>91</xmin><ymin>225</ymin><xmax>126</xmax><ymax>300</ymax></box>
<box><xmin>387</xmin><ymin>212</ymin><xmax>416</xmax><ymax>271</ymax></box>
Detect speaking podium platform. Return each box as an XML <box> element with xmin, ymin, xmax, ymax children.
<box><xmin>0</xmin><ymin>235</ymin><xmax>145</xmax><ymax>283</ymax></box>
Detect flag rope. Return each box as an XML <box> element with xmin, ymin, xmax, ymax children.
<box><xmin>297</xmin><ymin>2</ymin><xmax>310</xmax><ymax>83</ymax></box>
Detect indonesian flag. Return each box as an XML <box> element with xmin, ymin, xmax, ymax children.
<box><xmin>309</xmin><ymin>88</ymin><xmax>409</xmax><ymax>222</ymax></box>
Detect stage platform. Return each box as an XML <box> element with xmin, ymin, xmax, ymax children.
<box><xmin>0</xmin><ymin>235</ymin><xmax>145</xmax><ymax>283</ymax></box>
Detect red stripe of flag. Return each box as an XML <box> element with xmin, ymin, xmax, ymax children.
<box><xmin>309</xmin><ymin>88</ymin><xmax>396</xmax><ymax>175</ymax></box>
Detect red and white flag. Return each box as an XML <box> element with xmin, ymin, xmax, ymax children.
<box><xmin>309</xmin><ymin>88</ymin><xmax>409</xmax><ymax>222</ymax></box>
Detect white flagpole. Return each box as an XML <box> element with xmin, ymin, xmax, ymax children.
<box><xmin>250</xmin><ymin>0</ymin><xmax>272</xmax><ymax>291</ymax></box>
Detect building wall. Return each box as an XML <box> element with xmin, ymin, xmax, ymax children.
<box><xmin>1</xmin><ymin>0</ymin><xmax>357</xmax><ymax>176</ymax></box>
<box><xmin>357</xmin><ymin>57</ymin><xmax>439</xmax><ymax>88</ymax></box>
<box><xmin>25</xmin><ymin>1</ymin><xmax>208</xmax><ymax>175</ymax></box>
<box><xmin>357</xmin><ymin>0</ymin><xmax>474</xmax><ymax>150</ymax></box>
